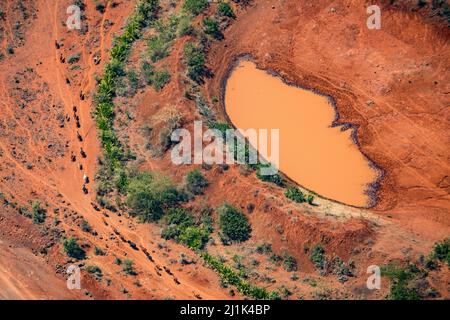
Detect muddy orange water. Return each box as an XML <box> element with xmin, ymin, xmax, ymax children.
<box><xmin>225</xmin><ymin>60</ymin><xmax>379</xmax><ymax>207</ymax></box>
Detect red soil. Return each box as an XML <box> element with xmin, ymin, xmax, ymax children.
<box><xmin>0</xmin><ymin>0</ymin><xmax>448</xmax><ymax>300</ymax></box>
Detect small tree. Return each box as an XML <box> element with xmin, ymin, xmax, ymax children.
<box><xmin>218</xmin><ymin>204</ymin><xmax>251</xmax><ymax>244</ymax></box>
<box><xmin>63</xmin><ymin>237</ymin><xmax>86</xmax><ymax>260</ymax></box>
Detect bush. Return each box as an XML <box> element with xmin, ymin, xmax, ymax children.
<box><xmin>6</xmin><ymin>44</ymin><xmax>14</xmax><ymax>55</ymax></box>
<box><xmin>218</xmin><ymin>204</ymin><xmax>251</xmax><ymax>244</ymax></box>
<box><xmin>185</xmin><ymin>169</ymin><xmax>208</xmax><ymax>195</ymax></box>
<box><xmin>81</xmin><ymin>219</ymin><xmax>92</xmax><ymax>232</ymax></box>
<box><xmin>86</xmin><ymin>265</ymin><xmax>102</xmax><ymax>276</ymax></box>
<box><xmin>283</xmin><ymin>254</ymin><xmax>298</xmax><ymax>272</ymax></box>
<box><xmin>147</xmin><ymin>34</ymin><xmax>171</xmax><ymax>62</ymax></box>
<box><xmin>217</xmin><ymin>1</ymin><xmax>235</xmax><ymax>18</ymax></box>
<box><xmin>256</xmin><ymin>165</ymin><xmax>284</xmax><ymax>186</ymax></box>
<box><xmin>63</xmin><ymin>237</ymin><xmax>86</xmax><ymax>260</ymax></box>
<box><xmin>381</xmin><ymin>264</ymin><xmax>422</xmax><ymax>300</ymax></box>
<box><xmin>285</xmin><ymin>187</ymin><xmax>305</xmax><ymax>203</ymax></box>
<box><xmin>182</xmin><ymin>0</ymin><xmax>209</xmax><ymax>15</ymax></box>
<box><xmin>152</xmin><ymin>68</ymin><xmax>171</xmax><ymax>91</ymax></box>
<box><xmin>177</xmin><ymin>15</ymin><xmax>194</xmax><ymax>36</ymax></box>
<box><xmin>310</xmin><ymin>244</ymin><xmax>326</xmax><ymax>270</ymax></box>
<box><xmin>122</xmin><ymin>259</ymin><xmax>137</xmax><ymax>275</ymax></box>
<box><xmin>433</xmin><ymin>238</ymin><xmax>450</xmax><ymax>266</ymax></box>
<box><xmin>67</xmin><ymin>53</ymin><xmax>81</xmax><ymax>64</ymax></box>
<box><xmin>203</xmin><ymin>17</ymin><xmax>223</xmax><ymax>40</ymax></box>
<box><xmin>161</xmin><ymin>208</ymin><xmax>210</xmax><ymax>250</ymax></box>
<box><xmin>256</xmin><ymin>243</ymin><xmax>272</xmax><ymax>255</ymax></box>
<box><xmin>184</xmin><ymin>42</ymin><xmax>206</xmax><ymax>83</ymax></box>
<box><xmin>126</xmin><ymin>171</ymin><xmax>184</xmax><ymax>222</ymax></box>
<box><xmin>178</xmin><ymin>226</ymin><xmax>209</xmax><ymax>250</ymax></box>
<box><xmin>31</xmin><ymin>201</ymin><xmax>46</xmax><ymax>224</ymax></box>
<box><xmin>94</xmin><ymin>246</ymin><xmax>105</xmax><ymax>256</ymax></box>
<box><xmin>140</xmin><ymin>60</ymin><xmax>155</xmax><ymax>85</ymax></box>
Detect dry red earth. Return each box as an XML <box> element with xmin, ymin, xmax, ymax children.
<box><xmin>0</xmin><ymin>0</ymin><xmax>448</xmax><ymax>300</ymax></box>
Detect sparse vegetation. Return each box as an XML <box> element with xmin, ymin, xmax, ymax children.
<box><xmin>218</xmin><ymin>204</ymin><xmax>251</xmax><ymax>244</ymax></box>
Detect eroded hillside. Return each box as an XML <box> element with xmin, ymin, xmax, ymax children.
<box><xmin>0</xmin><ymin>0</ymin><xmax>448</xmax><ymax>300</ymax></box>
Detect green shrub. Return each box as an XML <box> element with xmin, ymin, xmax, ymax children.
<box><xmin>177</xmin><ymin>15</ymin><xmax>194</xmax><ymax>36</ymax></box>
<box><xmin>256</xmin><ymin>243</ymin><xmax>273</xmax><ymax>255</ymax></box>
<box><xmin>161</xmin><ymin>208</ymin><xmax>210</xmax><ymax>250</ymax></box>
<box><xmin>183</xmin><ymin>42</ymin><xmax>206</xmax><ymax>83</ymax></box>
<box><xmin>256</xmin><ymin>165</ymin><xmax>284</xmax><ymax>186</ymax></box>
<box><xmin>152</xmin><ymin>68</ymin><xmax>171</xmax><ymax>91</ymax></box>
<box><xmin>31</xmin><ymin>201</ymin><xmax>46</xmax><ymax>224</ymax></box>
<box><xmin>122</xmin><ymin>259</ymin><xmax>137</xmax><ymax>275</ymax></box>
<box><xmin>310</xmin><ymin>244</ymin><xmax>326</xmax><ymax>270</ymax></box>
<box><xmin>6</xmin><ymin>44</ymin><xmax>14</xmax><ymax>55</ymax></box>
<box><xmin>203</xmin><ymin>17</ymin><xmax>223</xmax><ymax>39</ymax></box>
<box><xmin>433</xmin><ymin>238</ymin><xmax>450</xmax><ymax>266</ymax></box>
<box><xmin>185</xmin><ymin>169</ymin><xmax>209</xmax><ymax>195</ymax></box>
<box><xmin>381</xmin><ymin>264</ymin><xmax>422</xmax><ymax>300</ymax></box>
<box><xmin>178</xmin><ymin>226</ymin><xmax>209</xmax><ymax>250</ymax></box>
<box><xmin>283</xmin><ymin>254</ymin><xmax>298</xmax><ymax>272</ymax></box>
<box><xmin>86</xmin><ymin>265</ymin><xmax>102</xmax><ymax>276</ymax></box>
<box><xmin>63</xmin><ymin>237</ymin><xmax>86</xmax><ymax>260</ymax></box>
<box><xmin>126</xmin><ymin>171</ymin><xmax>184</xmax><ymax>222</ymax></box>
<box><xmin>285</xmin><ymin>187</ymin><xmax>305</xmax><ymax>203</ymax></box>
<box><xmin>94</xmin><ymin>246</ymin><xmax>105</xmax><ymax>256</ymax></box>
<box><xmin>182</xmin><ymin>0</ymin><xmax>209</xmax><ymax>15</ymax></box>
<box><xmin>67</xmin><ymin>53</ymin><xmax>81</xmax><ymax>64</ymax></box>
<box><xmin>140</xmin><ymin>60</ymin><xmax>155</xmax><ymax>85</ymax></box>
<box><xmin>81</xmin><ymin>219</ymin><xmax>92</xmax><ymax>232</ymax></box>
<box><xmin>73</xmin><ymin>0</ymin><xmax>86</xmax><ymax>10</ymax></box>
<box><xmin>217</xmin><ymin>1</ymin><xmax>235</xmax><ymax>18</ymax></box>
<box><xmin>218</xmin><ymin>204</ymin><xmax>251</xmax><ymax>244</ymax></box>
